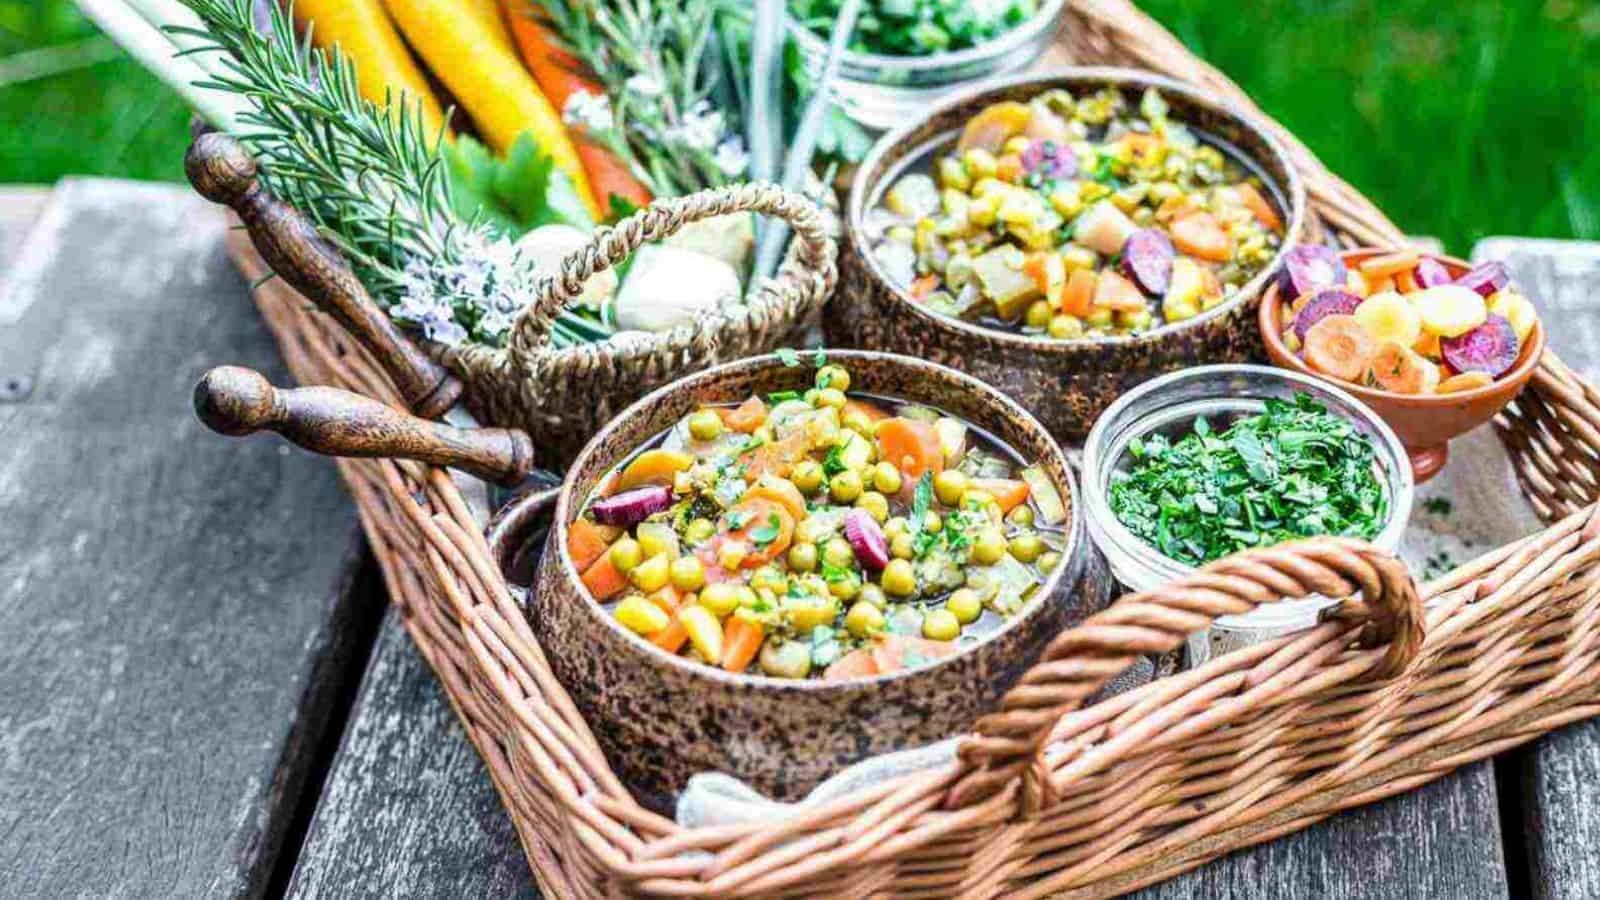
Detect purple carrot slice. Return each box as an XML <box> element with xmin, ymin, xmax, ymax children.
<box><xmin>1413</xmin><ymin>256</ymin><xmax>1453</xmax><ymax>289</ymax></box>
<box><xmin>843</xmin><ymin>509</ymin><xmax>890</xmax><ymax>572</ymax></box>
<box><xmin>1291</xmin><ymin>288</ymin><xmax>1364</xmax><ymax>342</ymax></box>
<box><xmin>1453</xmin><ymin>261</ymin><xmax>1509</xmax><ymax>298</ymax></box>
<box><xmin>1277</xmin><ymin>245</ymin><xmax>1347</xmax><ymax>299</ymax></box>
<box><xmin>1441</xmin><ymin>314</ymin><xmax>1520</xmax><ymax>378</ymax></box>
<box><xmin>590</xmin><ymin>485</ymin><xmax>673</xmax><ymax>527</ymax></box>
<box><xmin>1119</xmin><ymin>229</ymin><xmax>1176</xmax><ymax>295</ymax></box>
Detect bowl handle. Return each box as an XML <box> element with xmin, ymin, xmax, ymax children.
<box><xmin>185</xmin><ymin>132</ymin><xmax>465</xmax><ymax>420</ymax></box>
<box><xmin>947</xmin><ymin>537</ymin><xmax>1424</xmax><ymax>815</ymax></box>
<box><xmin>507</xmin><ymin>182</ymin><xmax>835</xmax><ymax>361</ymax></box>
<box><xmin>194</xmin><ymin>366</ymin><xmax>535</xmax><ymax>488</ymax></box>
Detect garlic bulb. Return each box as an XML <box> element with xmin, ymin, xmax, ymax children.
<box><xmin>514</xmin><ymin>224</ymin><xmax>618</xmax><ymax>311</ymax></box>
<box><xmin>613</xmin><ymin>244</ymin><xmax>741</xmax><ymax>333</ymax></box>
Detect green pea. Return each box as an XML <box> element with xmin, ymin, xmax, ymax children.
<box><xmin>792</xmin><ymin>461</ymin><xmax>824</xmax><ymax>495</ymax></box>
<box><xmin>684</xmin><ymin>518</ymin><xmax>716</xmax><ymax>546</ymax></box>
<box><xmin>881</xmin><ymin>559</ymin><xmax>917</xmax><ymax>597</ymax></box>
<box><xmin>688</xmin><ymin>409</ymin><xmax>724</xmax><ymax>441</ymax></box>
<box><xmin>814</xmin><ymin>387</ymin><xmax>847</xmax><ymax>410</ymax></box>
<box><xmin>1025</xmin><ymin>300</ymin><xmax>1053</xmax><ymax>329</ymax></box>
<box><xmin>669</xmin><ymin>556</ymin><xmax>706</xmax><ymax>591</ymax></box>
<box><xmin>946</xmin><ymin>588</ymin><xmax>982</xmax><ymax>624</ymax></box>
<box><xmin>1006</xmin><ymin>505</ymin><xmax>1035</xmax><ymax>528</ymax></box>
<box><xmin>857</xmin><ymin>583</ymin><xmax>887</xmax><ymax>609</ymax></box>
<box><xmin>815</xmin><ymin>364</ymin><xmax>851</xmax><ymax>392</ymax></box>
<box><xmin>971</xmin><ymin>529</ymin><xmax>1006</xmax><ymax>565</ymax></box>
<box><xmin>856</xmin><ymin>491</ymin><xmax>889</xmax><ymax>523</ymax></box>
<box><xmin>788</xmin><ymin>541</ymin><xmax>819</xmax><ymax>573</ymax></box>
<box><xmin>1048</xmin><ymin>314</ymin><xmax>1085</xmax><ymax>339</ymax></box>
<box><xmin>1037</xmin><ymin>550</ymin><xmax>1062</xmax><ymax>573</ymax></box>
<box><xmin>1009</xmin><ymin>533</ymin><xmax>1045</xmax><ymax>564</ymax></box>
<box><xmin>871</xmin><ymin>461</ymin><xmax>902</xmax><ymax>495</ymax></box>
<box><xmin>890</xmin><ymin>533</ymin><xmax>915</xmax><ymax>560</ymax></box>
<box><xmin>828</xmin><ymin>572</ymin><xmax>861</xmax><ymax>601</ymax></box>
<box><xmin>933</xmin><ymin>470</ymin><xmax>968</xmax><ymax>506</ymax></box>
<box><xmin>823</xmin><ymin>537</ymin><xmax>856</xmax><ymax>570</ymax></box>
<box><xmin>830</xmin><ymin>469</ymin><xmax>863</xmax><ymax>503</ymax></box>
<box><xmin>845</xmin><ymin>601</ymin><xmax>885</xmax><ymax>637</ymax></box>
<box><xmin>923</xmin><ymin>609</ymin><xmax>960</xmax><ymax>641</ymax></box>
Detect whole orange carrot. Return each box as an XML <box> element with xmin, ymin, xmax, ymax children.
<box><xmin>501</xmin><ymin>0</ymin><xmax>653</xmax><ymax>212</ymax></box>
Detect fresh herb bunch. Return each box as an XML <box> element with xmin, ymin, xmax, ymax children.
<box><xmin>528</xmin><ymin>0</ymin><xmax>752</xmax><ymax>199</ymax></box>
<box><xmin>174</xmin><ymin>0</ymin><xmax>607</xmax><ymax>348</ymax></box>
<box><xmin>1108</xmin><ymin>394</ymin><xmax>1388</xmax><ymax>567</ymax></box>
<box><xmin>790</xmin><ymin>0</ymin><xmax>1039</xmax><ymax>57</ymax></box>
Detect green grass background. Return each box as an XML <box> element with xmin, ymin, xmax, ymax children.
<box><xmin>1</xmin><ymin>0</ymin><xmax>1595</xmax><ymax>252</ymax></box>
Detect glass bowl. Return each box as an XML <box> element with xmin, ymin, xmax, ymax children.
<box><xmin>786</xmin><ymin>0</ymin><xmax>1067</xmax><ymax>131</ymax></box>
<box><xmin>1080</xmin><ymin>364</ymin><xmax>1414</xmax><ymax>665</ymax></box>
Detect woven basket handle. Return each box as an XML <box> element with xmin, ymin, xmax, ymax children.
<box><xmin>184</xmin><ymin>132</ymin><xmax>465</xmax><ymax>420</ymax></box>
<box><xmin>948</xmin><ymin>537</ymin><xmax>1424</xmax><ymax>814</ymax></box>
<box><xmin>507</xmin><ymin>182</ymin><xmax>832</xmax><ymax>360</ymax></box>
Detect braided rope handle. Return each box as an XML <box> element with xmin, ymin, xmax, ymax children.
<box><xmin>507</xmin><ymin>183</ymin><xmax>832</xmax><ymax>360</ymax></box>
<box><xmin>948</xmin><ymin>537</ymin><xmax>1424</xmax><ymax>813</ymax></box>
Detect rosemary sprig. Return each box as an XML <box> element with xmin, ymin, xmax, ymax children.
<box><xmin>527</xmin><ymin>0</ymin><xmax>753</xmax><ymax>198</ymax></box>
<box><xmin>172</xmin><ymin>0</ymin><xmax>606</xmax><ymax>349</ymax></box>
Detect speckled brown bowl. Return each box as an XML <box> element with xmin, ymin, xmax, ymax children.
<box><xmin>831</xmin><ymin>67</ymin><xmax>1309</xmax><ymax>441</ymax></box>
<box><xmin>520</xmin><ymin>350</ymin><xmax>1111</xmax><ymax>814</ymax></box>
<box><xmin>1260</xmin><ymin>248</ymin><xmax>1546</xmax><ymax>483</ymax></box>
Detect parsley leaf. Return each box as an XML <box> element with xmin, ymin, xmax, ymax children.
<box><xmin>443</xmin><ymin>132</ymin><xmax>593</xmax><ymax>237</ymax></box>
<box><xmin>822</xmin><ymin>444</ymin><xmax>850</xmax><ymax>477</ymax></box>
<box><xmin>767</xmin><ymin>390</ymin><xmax>802</xmax><ymax>404</ymax></box>
<box><xmin>749</xmin><ymin>513</ymin><xmax>783</xmax><ymax>548</ymax></box>
<box><xmin>775</xmin><ymin>348</ymin><xmax>801</xmax><ymax>367</ymax></box>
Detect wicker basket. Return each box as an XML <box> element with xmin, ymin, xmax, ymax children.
<box><xmin>225</xmin><ymin>0</ymin><xmax>1600</xmax><ymax>896</ymax></box>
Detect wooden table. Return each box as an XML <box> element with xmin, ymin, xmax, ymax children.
<box><xmin>2</xmin><ymin>180</ymin><xmax>1597</xmax><ymax>899</ymax></box>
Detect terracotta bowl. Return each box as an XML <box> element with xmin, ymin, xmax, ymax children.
<box><xmin>522</xmin><ymin>350</ymin><xmax>1113</xmax><ymax>813</ymax></box>
<box><xmin>830</xmin><ymin>67</ymin><xmax>1309</xmax><ymax>442</ymax></box>
<box><xmin>1259</xmin><ymin>248</ymin><xmax>1546</xmax><ymax>483</ymax></box>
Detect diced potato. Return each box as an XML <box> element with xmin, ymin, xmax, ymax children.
<box><xmin>1354</xmin><ymin>292</ymin><xmax>1423</xmax><ymax>347</ymax></box>
<box><xmin>1073</xmin><ymin>201</ymin><xmax>1138</xmax><ymax>256</ymax></box>
<box><xmin>972</xmin><ymin>245</ymin><xmax>1042</xmax><ymax>318</ymax></box>
<box><xmin>935</xmin><ymin>417</ymin><xmax>968</xmax><ymax>464</ymax></box>
<box><xmin>885</xmin><ymin>174</ymin><xmax>941</xmax><ymax>220</ymax></box>
<box><xmin>1414</xmin><ymin>285</ymin><xmax>1488</xmax><ymax>337</ymax></box>
<box><xmin>1162</xmin><ymin>257</ymin><xmax>1207</xmax><ymax>322</ymax></box>
<box><xmin>1488</xmin><ymin>289</ymin><xmax>1539</xmax><ymax>342</ymax></box>
<box><xmin>1020</xmin><ymin>465</ymin><xmax>1066</xmax><ymax>525</ymax></box>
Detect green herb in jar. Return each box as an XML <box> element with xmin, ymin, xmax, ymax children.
<box><xmin>1107</xmin><ymin>393</ymin><xmax>1387</xmax><ymax>566</ymax></box>
<box><xmin>791</xmin><ymin>0</ymin><xmax>1039</xmax><ymax>57</ymax></box>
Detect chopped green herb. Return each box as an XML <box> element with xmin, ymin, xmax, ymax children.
<box><xmin>1108</xmin><ymin>393</ymin><xmax>1388</xmax><ymax>566</ymax></box>
<box><xmin>750</xmin><ymin>513</ymin><xmax>783</xmax><ymax>548</ymax></box>
<box><xmin>822</xmin><ymin>443</ymin><xmax>850</xmax><ymax>477</ymax></box>
<box><xmin>813</xmin><ymin>348</ymin><xmax>828</xmax><ymax>367</ymax></box>
<box><xmin>767</xmin><ymin>390</ymin><xmax>803</xmax><ymax>404</ymax></box>
<box><xmin>1423</xmin><ymin>497</ymin><xmax>1453</xmax><ymax>516</ymax></box>
<box><xmin>776</xmin><ymin>347</ymin><xmax>802</xmax><ymax>367</ymax></box>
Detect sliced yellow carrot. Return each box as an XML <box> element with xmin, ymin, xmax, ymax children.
<box><xmin>294</xmin><ymin>0</ymin><xmax>447</xmax><ymax>137</ymax></box>
<box><xmin>1358</xmin><ymin>250</ymin><xmax>1421</xmax><ymax>279</ymax></box>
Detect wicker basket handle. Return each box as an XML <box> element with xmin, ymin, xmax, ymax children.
<box><xmin>185</xmin><ymin>132</ymin><xmax>465</xmax><ymax>420</ymax></box>
<box><xmin>507</xmin><ymin>182</ymin><xmax>832</xmax><ymax>359</ymax></box>
<box><xmin>948</xmin><ymin>536</ymin><xmax>1424</xmax><ymax>814</ymax></box>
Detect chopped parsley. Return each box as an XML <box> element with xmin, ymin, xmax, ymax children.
<box><xmin>767</xmin><ymin>390</ymin><xmax>803</xmax><ymax>404</ymax></box>
<box><xmin>775</xmin><ymin>347</ymin><xmax>802</xmax><ymax>367</ymax></box>
<box><xmin>750</xmin><ymin>513</ymin><xmax>783</xmax><ymax>548</ymax></box>
<box><xmin>1108</xmin><ymin>393</ymin><xmax>1388</xmax><ymax>567</ymax></box>
<box><xmin>822</xmin><ymin>443</ymin><xmax>850</xmax><ymax>477</ymax></box>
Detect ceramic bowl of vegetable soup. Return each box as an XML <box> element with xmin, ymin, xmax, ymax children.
<box><xmin>1081</xmin><ymin>364</ymin><xmax>1413</xmax><ymax>667</ymax></box>
<box><xmin>538</xmin><ymin>349</ymin><xmax>1111</xmax><ymax>812</ymax></box>
<box><xmin>832</xmin><ymin>68</ymin><xmax>1308</xmax><ymax>441</ymax></box>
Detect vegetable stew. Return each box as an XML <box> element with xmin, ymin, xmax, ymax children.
<box><xmin>864</xmin><ymin>87</ymin><xmax>1286</xmax><ymax>338</ymax></box>
<box><xmin>569</xmin><ymin>361</ymin><xmax>1068</xmax><ymax>680</ymax></box>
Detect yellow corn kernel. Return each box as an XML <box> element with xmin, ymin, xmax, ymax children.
<box><xmin>997</xmin><ymin>195</ymin><xmax>1039</xmax><ymax>226</ymax></box>
<box><xmin>616</xmin><ymin>595</ymin><xmax>669</xmax><ymax>636</ymax></box>
<box><xmin>963</xmin><ymin>147</ymin><xmax>998</xmax><ymax>180</ymax></box>
<box><xmin>938</xmin><ymin>155</ymin><xmax>971</xmax><ymax>191</ymax></box>
<box><xmin>1002</xmin><ymin>135</ymin><xmax>1034</xmax><ymax>155</ymax></box>
<box><xmin>718</xmin><ymin>540</ymin><xmax>748</xmax><ymax>572</ymax></box>
<box><xmin>1060</xmin><ymin>245</ymin><xmax>1098</xmax><ymax>272</ymax></box>
<box><xmin>967</xmin><ymin>194</ymin><xmax>1000</xmax><ymax>227</ymax></box>
<box><xmin>971</xmin><ymin>177</ymin><xmax>1007</xmax><ymax>199</ymax></box>
<box><xmin>1048</xmin><ymin>185</ymin><xmax>1083</xmax><ymax>218</ymax></box>
<box><xmin>678</xmin><ymin>605</ymin><xmax>724</xmax><ymax>662</ymax></box>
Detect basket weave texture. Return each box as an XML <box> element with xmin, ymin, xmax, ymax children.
<box><xmin>237</xmin><ymin>0</ymin><xmax>1600</xmax><ymax>896</ymax></box>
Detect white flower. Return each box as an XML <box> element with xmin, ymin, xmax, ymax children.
<box><xmin>562</xmin><ymin>89</ymin><xmax>614</xmax><ymax>134</ymax></box>
<box><xmin>671</xmin><ymin>99</ymin><xmax>726</xmax><ymax>151</ymax></box>
<box><xmin>424</xmin><ymin>315</ymin><xmax>468</xmax><ymax>347</ymax></box>
<box><xmin>713</xmin><ymin>137</ymin><xmax>750</xmax><ymax>177</ymax></box>
<box><xmin>476</xmin><ymin>309</ymin><xmax>517</xmax><ymax>340</ymax></box>
<box><xmin>625</xmin><ymin>73</ymin><xmax>663</xmax><ymax>102</ymax></box>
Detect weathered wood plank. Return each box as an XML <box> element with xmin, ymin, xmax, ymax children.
<box><xmin>285</xmin><ymin>613</ymin><xmax>538</xmax><ymax>900</ymax></box>
<box><xmin>0</xmin><ymin>178</ymin><xmax>375</xmax><ymax>898</ymax></box>
<box><xmin>1475</xmin><ymin>237</ymin><xmax>1600</xmax><ymax>900</ymax></box>
<box><xmin>1134</xmin><ymin>769</ymin><xmax>1508</xmax><ymax>899</ymax></box>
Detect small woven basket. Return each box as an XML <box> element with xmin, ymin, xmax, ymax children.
<box><xmin>218</xmin><ymin>0</ymin><xmax>1600</xmax><ymax>896</ymax></box>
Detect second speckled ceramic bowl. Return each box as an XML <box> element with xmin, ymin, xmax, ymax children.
<box><xmin>831</xmin><ymin>68</ymin><xmax>1309</xmax><ymax>442</ymax></box>
<box><xmin>524</xmin><ymin>350</ymin><xmax>1112</xmax><ymax>813</ymax></box>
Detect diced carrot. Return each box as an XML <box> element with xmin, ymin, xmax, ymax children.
<box><xmin>1023</xmin><ymin>252</ymin><xmax>1065</xmax><ymax>307</ymax></box>
<box><xmin>1170</xmin><ymin>211</ymin><xmax>1232</xmax><ymax>263</ymax></box>
<box><xmin>580</xmin><ymin>554</ymin><xmax>629</xmax><ymax>601</ymax></box>
<box><xmin>956</xmin><ymin>101</ymin><xmax>1031</xmax><ymax>153</ymax></box>
<box><xmin>567</xmin><ymin>518</ymin><xmax>620</xmax><ymax>572</ymax></box>
<box><xmin>1236</xmin><ymin>183</ymin><xmax>1283</xmax><ymax>233</ymax></box>
<box><xmin>1303</xmin><ymin>314</ymin><xmax>1377</xmax><ymax>383</ymax></box>
<box><xmin>843</xmin><ymin>398</ymin><xmax>890</xmax><ymax>422</ymax></box>
<box><xmin>595</xmin><ymin>470</ymin><xmax>621</xmax><ymax>498</ymax></box>
<box><xmin>1367</xmin><ymin>341</ymin><xmax>1440</xmax><ymax>394</ymax></box>
<box><xmin>824</xmin><ymin>647</ymin><xmax>880</xmax><ymax>681</ymax></box>
<box><xmin>721</xmin><ymin>617</ymin><xmax>764</xmax><ymax>673</ymax></box>
<box><xmin>1395</xmin><ymin>267</ymin><xmax>1420</xmax><ymax>294</ymax></box>
<box><xmin>646</xmin><ymin>585</ymin><xmax>682</xmax><ymax>616</ymax></box>
<box><xmin>971</xmin><ymin>478</ymin><xmax>1030</xmax><ymax>514</ymax></box>
<box><xmin>1358</xmin><ymin>250</ymin><xmax>1421</xmax><ymax>279</ymax></box>
<box><xmin>644</xmin><ymin>586</ymin><xmax>689</xmax><ymax>652</ymax></box>
<box><xmin>1155</xmin><ymin>195</ymin><xmax>1199</xmax><ymax>224</ymax></box>
<box><xmin>738</xmin><ymin>430</ymin><xmax>808</xmax><ymax>481</ymax></box>
<box><xmin>740</xmin><ymin>476</ymin><xmax>808</xmax><ymax>523</ymax></box>
<box><xmin>876</xmin><ymin>417</ymin><xmax>944</xmax><ymax>480</ymax></box>
<box><xmin>1119</xmin><ymin>132</ymin><xmax>1163</xmax><ymax>166</ymax></box>
<box><xmin>1061</xmin><ymin>268</ymin><xmax>1096</xmax><ymax>317</ymax></box>
<box><xmin>1367</xmin><ymin>274</ymin><xmax>1397</xmax><ymax>295</ymax></box>
<box><xmin>616</xmin><ymin>448</ymin><xmax>694</xmax><ymax>491</ymax></box>
<box><xmin>722</xmin><ymin>499</ymin><xmax>794</xmax><ymax>566</ymax></box>
<box><xmin>996</xmin><ymin>153</ymin><xmax>1025</xmax><ymax>183</ymax></box>
<box><xmin>718</xmin><ymin>396</ymin><xmax>767</xmax><ymax>434</ymax></box>
<box><xmin>870</xmin><ymin>635</ymin><xmax>961</xmax><ymax>675</ymax></box>
<box><xmin>909</xmin><ymin>274</ymin><xmax>939</xmax><ymax>300</ymax></box>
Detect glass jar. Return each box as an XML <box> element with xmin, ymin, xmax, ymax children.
<box><xmin>786</xmin><ymin>0</ymin><xmax>1067</xmax><ymax>131</ymax></box>
<box><xmin>1080</xmin><ymin>365</ymin><xmax>1414</xmax><ymax>666</ymax></box>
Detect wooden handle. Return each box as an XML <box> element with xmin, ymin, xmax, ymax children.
<box><xmin>185</xmin><ymin>132</ymin><xmax>464</xmax><ymax>419</ymax></box>
<box><xmin>194</xmin><ymin>366</ymin><xmax>534</xmax><ymax>488</ymax></box>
